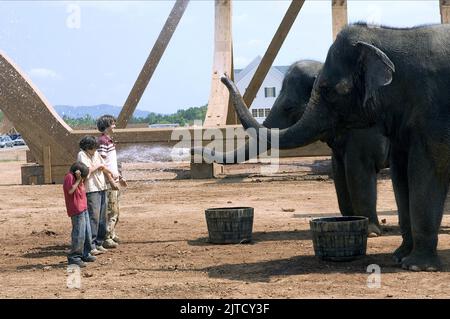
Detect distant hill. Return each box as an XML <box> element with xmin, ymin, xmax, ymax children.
<box><xmin>54</xmin><ymin>104</ymin><xmax>150</xmax><ymax>119</ymax></box>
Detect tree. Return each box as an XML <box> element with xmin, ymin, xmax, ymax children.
<box><xmin>60</xmin><ymin>104</ymin><xmax>208</xmax><ymax>128</ymax></box>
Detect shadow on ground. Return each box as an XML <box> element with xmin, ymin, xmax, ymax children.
<box><xmin>22</xmin><ymin>244</ymin><xmax>69</xmax><ymax>259</ymax></box>
<box><xmin>200</xmin><ymin>249</ymin><xmax>450</xmax><ymax>282</ymax></box>
<box><xmin>188</xmin><ymin>224</ymin><xmax>450</xmax><ymax>246</ymax></box>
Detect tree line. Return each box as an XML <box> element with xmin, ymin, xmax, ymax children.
<box><xmin>61</xmin><ymin>105</ymin><xmax>208</xmax><ymax>129</ymax></box>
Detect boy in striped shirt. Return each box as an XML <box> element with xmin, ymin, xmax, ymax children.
<box><xmin>96</xmin><ymin>115</ymin><xmax>127</xmax><ymax>248</ymax></box>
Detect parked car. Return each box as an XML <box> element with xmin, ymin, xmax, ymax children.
<box><xmin>0</xmin><ymin>135</ymin><xmax>14</xmax><ymax>148</ymax></box>
<box><xmin>8</xmin><ymin>133</ymin><xmax>21</xmax><ymax>140</ymax></box>
<box><xmin>13</xmin><ymin>137</ymin><xmax>26</xmax><ymax>146</ymax></box>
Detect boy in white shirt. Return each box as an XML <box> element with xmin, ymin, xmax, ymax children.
<box><xmin>77</xmin><ymin>135</ymin><xmax>116</xmax><ymax>255</ymax></box>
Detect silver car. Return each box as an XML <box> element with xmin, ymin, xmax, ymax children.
<box><xmin>0</xmin><ymin>135</ymin><xmax>14</xmax><ymax>148</ymax></box>
<box><xmin>13</xmin><ymin>137</ymin><xmax>26</xmax><ymax>146</ymax></box>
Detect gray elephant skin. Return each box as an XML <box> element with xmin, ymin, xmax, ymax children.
<box><xmin>263</xmin><ymin>60</ymin><xmax>389</xmax><ymax>237</ymax></box>
<box><xmin>222</xmin><ymin>23</ymin><xmax>450</xmax><ymax>271</ymax></box>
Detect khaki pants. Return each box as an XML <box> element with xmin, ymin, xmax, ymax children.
<box><xmin>105</xmin><ymin>189</ymin><xmax>120</xmax><ymax>241</ymax></box>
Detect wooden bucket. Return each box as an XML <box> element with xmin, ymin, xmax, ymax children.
<box><xmin>205</xmin><ymin>207</ymin><xmax>254</xmax><ymax>244</ymax></box>
<box><xmin>310</xmin><ymin>216</ymin><xmax>368</xmax><ymax>261</ymax></box>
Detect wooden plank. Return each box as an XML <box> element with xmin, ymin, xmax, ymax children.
<box><xmin>332</xmin><ymin>0</ymin><xmax>347</xmax><ymax>41</ymax></box>
<box><xmin>0</xmin><ymin>51</ymin><xmax>78</xmax><ymax>168</ymax></box>
<box><xmin>441</xmin><ymin>0</ymin><xmax>450</xmax><ymax>24</ymax></box>
<box><xmin>116</xmin><ymin>0</ymin><xmax>190</xmax><ymax>128</ymax></box>
<box><xmin>226</xmin><ymin>44</ymin><xmax>238</xmax><ymax>124</ymax></box>
<box><xmin>0</xmin><ymin>115</ymin><xmax>15</xmax><ymax>134</ymax></box>
<box><xmin>242</xmin><ymin>0</ymin><xmax>305</xmax><ymax>108</ymax></box>
<box><xmin>43</xmin><ymin>145</ymin><xmax>52</xmax><ymax>184</ymax></box>
<box><xmin>204</xmin><ymin>0</ymin><xmax>233</xmax><ymax>127</ymax></box>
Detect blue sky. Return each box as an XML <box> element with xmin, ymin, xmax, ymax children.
<box><xmin>0</xmin><ymin>1</ymin><xmax>441</xmax><ymax>114</ymax></box>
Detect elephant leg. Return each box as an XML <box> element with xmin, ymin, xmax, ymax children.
<box><xmin>390</xmin><ymin>146</ymin><xmax>413</xmax><ymax>263</ymax></box>
<box><xmin>344</xmin><ymin>152</ymin><xmax>381</xmax><ymax>237</ymax></box>
<box><xmin>400</xmin><ymin>145</ymin><xmax>448</xmax><ymax>271</ymax></box>
<box><xmin>331</xmin><ymin>152</ymin><xmax>355</xmax><ymax>217</ymax></box>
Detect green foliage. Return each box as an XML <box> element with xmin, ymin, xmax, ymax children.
<box><xmin>0</xmin><ymin>111</ymin><xmax>3</xmax><ymax>123</ymax></box>
<box><xmin>63</xmin><ymin>114</ymin><xmax>96</xmax><ymax>129</ymax></box>
<box><xmin>62</xmin><ymin>105</ymin><xmax>208</xmax><ymax>129</ymax></box>
<box><xmin>129</xmin><ymin>104</ymin><xmax>207</xmax><ymax>126</ymax></box>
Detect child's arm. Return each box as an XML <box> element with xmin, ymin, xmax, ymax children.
<box><xmin>89</xmin><ymin>163</ymin><xmax>105</xmax><ymax>175</ymax></box>
<box><xmin>68</xmin><ymin>170</ymin><xmax>82</xmax><ymax>195</ymax></box>
<box><xmin>103</xmin><ymin>170</ymin><xmax>119</xmax><ymax>191</ymax></box>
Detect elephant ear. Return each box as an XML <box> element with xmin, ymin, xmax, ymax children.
<box><xmin>356</xmin><ymin>41</ymin><xmax>395</xmax><ymax>112</ymax></box>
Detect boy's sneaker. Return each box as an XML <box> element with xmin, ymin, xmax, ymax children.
<box><xmin>97</xmin><ymin>246</ymin><xmax>108</xmax><ymax>253</ymax></box>
<box><xmin>82</xmin><ymin>255</ymin><xmax>97</xmax><ymax>262</ymax></box>
<box><xmin>69</xmin><ymin>260</ymin><xmax>86</xmax><ymax>268</ymax></box>
<box><xmin>90</xmin><ymin>248</ymin><xmax>105</xmax><ymax>255</ymax></box>
<box><xmin>112</xmin><ymin>236</ymin><xmax>121</xmax><ymax>244</ymax></box>
<box><xmin>103</xmin><ymin>239</ymin><xmax>118</xmax><ymax>249</ymax></box>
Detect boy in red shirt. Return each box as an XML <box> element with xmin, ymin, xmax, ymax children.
<box><xmin>63</xmin><ymin>162</ymin><xmax>97</xmax><ymax>267</ymax></box>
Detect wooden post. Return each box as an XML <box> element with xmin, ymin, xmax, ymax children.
<box><xmin>242</xmin><ymin>0</ymin><xmax>305</xmax><ymax>108</ymax></box>
<box><xmin>43</xmin><ymin>145</ymin><xmax>52</xmax><ymax>184</ymax></box>
<box><xmin>226</xmin><ymin>45</ymin><xmax>238</xmax><ymax>124</ymax></box>
<box><xmin>116</xmin><ymin>0</ymin><xmax>190</xmax><ymax>128</ymax></box>
<box><xmin>0</xmin><ymin>115</ymin><xmax>14</xmax><ymax>134</ymax></box>
<box><xmin>332</xmin><ymin>0</ymin><xmax>347</xmax><ymax>41</ymax></box>
<box><xmin>204</xmin><ymin>0</ymin><xmax>233</xmax><ymax>127</ymax></box>
<box><xmin>440</xmin><ymin>0</ymin><xmax>450</xmax><ymax>24</ymax></box>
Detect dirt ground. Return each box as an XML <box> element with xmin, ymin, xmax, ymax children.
<box><xmin>1</xmin><ymin>148</ymin><xmax>450</xmax><ymax>299</ymax></box>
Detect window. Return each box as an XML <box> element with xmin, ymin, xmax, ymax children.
<box><xmin>265</xmin><ymin>87</ymin><xmax>276</xmax><ymax>98</ymax></box>
<box><xmin>252</xmin><ymin>109</ymin><xmax>258</xmax><ymax>117</ymax></box>
<box><xmin>265</xmin><ymin>108</ymin><xmax>271</xmax><ymax>117</ymax></box>
<box><xmin>258</xmin><ymin>109</ymin><xmax>265</xmax><ymax>118</ymax></box>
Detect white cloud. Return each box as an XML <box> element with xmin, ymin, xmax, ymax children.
<box><xmin>28</xmin><ymin>68</ymin><xmax>60</xmax><ymax>80</ymax></box>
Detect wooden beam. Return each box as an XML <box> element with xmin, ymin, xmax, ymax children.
<box><xmin>43</xmin><ymin>145</ymin><xmax>52</xmax><ymax>184</ymax></box>
<box><xmin>242</xmin><ymin>0</ymin><xmax>305</xmax><ymax>108</ymax></box>
<box><xmin>441</xmin><ymin>0</ymin><xmax>450</xmax><ymax>24</ymax></box>
<box><xmin>116</xmin><ymin>0</ymin><xmax>190</xmax><ymax>128</ymax></box>
<box><xmin>204</xmin><ymin>0</ymin><xmax>234</xmax><ymax>127</ymax></box>
<box><xmin>226</xmin><ymin>43</ymin><xmax>238</xmax><ymax>124</ymax></box>
<box><xmin>332</xmin><ymin>0</ymin><xmax>347</xmax><ymax>41</ymax></box>
<box><xmin>0</xmin><ymin>115</ymin><xmax>15</xmax><ymax>134</ymax></box>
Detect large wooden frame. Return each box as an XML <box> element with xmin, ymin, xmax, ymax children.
<box><xmin>0</xmin><ymin>0</ymin><xmax>447</xmax><ymax>183</ymax></box>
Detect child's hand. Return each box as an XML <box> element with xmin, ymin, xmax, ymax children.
<box><xmin>119</xmin><ymin>177</ymin><xmax>128</xmax><ymax>188</ymax></box>
<box><xmin>97</xmin><ymin>164</ymin><xmax>105</xmax><ymax>171</ymax></box>
<box><xmin>75</xmin><ymin>170</ymin><xmax>81</xmax><ymax>180</ymax></box>
<box><xmin>110</xmin><ymin>181</ymin><xmax>120</xmax><ymax>191</ymax></box>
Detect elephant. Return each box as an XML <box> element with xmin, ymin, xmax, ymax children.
<box><xmin>263</xmin><ymin>60</ymin><xmax>389</xmax><ymax>237</ymax></box>
<box><xmin>221</xmin><ymin>23</ymin><xmax>450</xmax><ymax>271</ymax></box>
<box><xmin>194</xmin><ymin>59</ymin><xmax>388</xmax><ymax>236</ymax></box>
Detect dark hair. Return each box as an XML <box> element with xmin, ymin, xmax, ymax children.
<box><xmin>96</xmin><ymin>115</ymin><xmax>116</xmax><ymax>132</ymax></box>
<box><xmin>79</xmin><ymin>136</ymin><xmax>98</xmax><ymax>151</ymax></box>
<box><xmin>69</xmin><ymin>162</ymin><xmax>89</xmax><ymax>178</ymax></box>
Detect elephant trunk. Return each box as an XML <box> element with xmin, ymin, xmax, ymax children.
<box><xmin>191</xmin><ymin>139</ymin><xmax>264</xmax><ymax>165</ymax></box>
<box><xmin>221</xmin><ymin>75</ymin><xmax>334</xmax><ymax>149</ymax></box>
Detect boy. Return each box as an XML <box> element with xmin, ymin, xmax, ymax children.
<box><xmin>63</xmin><ymin>162</ymin><xmax>96</xmax><ymax>267</ymax></box>
<box><xmin>77</xmin><ymin>136</ymin><xmax>116</xmax><ymax>255</ymax></box>
<box><xmin>96</xmin><ymin>115</ymin><xmax>127</xmax><ymax>249</ymax></box>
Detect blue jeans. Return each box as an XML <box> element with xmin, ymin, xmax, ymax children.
<box><xmin>87</xmin><ymin>191</ymin><xmax>107</xmax><ymax>250</ymax></box>
<box><xmin>68</xmin><ymin>210</ymin><xmax>93</xmax><ymax>264</ymax></box>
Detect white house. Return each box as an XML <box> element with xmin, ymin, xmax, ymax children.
<box><xmin>234</xmin><ymin>56</ymin><xmax>289</xmax><ymax>123</ymax></box>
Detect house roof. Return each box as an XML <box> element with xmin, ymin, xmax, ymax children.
<box><xmin>234</xmin><ymin>56</ymin><xmax>289</xmax><ymax>83</ymax></box>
